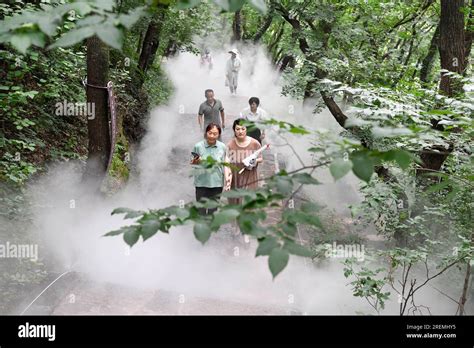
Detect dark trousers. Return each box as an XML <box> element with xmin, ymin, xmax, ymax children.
<box><xmin>195</xmin><ymin>186</ymin><xmax>223</xmax><ymax>215</ymax></box>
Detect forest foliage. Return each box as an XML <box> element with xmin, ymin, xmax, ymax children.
<box><xmin>0</xmin><ymin>0</ymin><xmax>472</xmax><ymax>314</ymax></box>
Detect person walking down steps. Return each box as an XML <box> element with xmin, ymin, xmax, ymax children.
<box><xmin>198</xmin><ymin>89</ymin><xmax>225</xmax><ymax>140</ymax></box>
<box><xmin>226</xmin><ymin>119</ymin><xmax>263</xmax><ymax>246</ymax></box>
<box><xmin>200</xmin><ymin>48</ymin><xmax>213</xmax><ymax>71</ymax></box>
<box><xmin>239</xmin><ymin>97</ymin><xmax>268</xmax><ymax>145</ymax></box>
<box><xmin>225</xmin><ymin>48</ymin><xmax>241</xmax><ymax>95</ymax></box>
<box><xmin>191</xmin><ymin>123</ymin><xmax>232</xmax><ymax>216</ymax></box>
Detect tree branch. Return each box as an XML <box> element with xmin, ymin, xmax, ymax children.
<box><xmin>387</xmin><ymin>0</ymin><xmax>435</xmax><ymax>34</ymax></box>
<box><xmin>253</xmin><ymin>5</ymin><xmax>275</xmax><ymax>42</ymax></box>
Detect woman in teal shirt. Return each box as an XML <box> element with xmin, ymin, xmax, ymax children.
<box><xmin>191</xmin><ymin>123</ymin><xmax>232</xmax><ymax>215</ymax></box>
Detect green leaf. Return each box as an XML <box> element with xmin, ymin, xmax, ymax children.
<box><xmin>123</xmin><ymin>227</ymin><xmax>140</xmax><ymax>247</ymax></box>
<box><xmin>268</xmin><ymin>248</ymin><xmax>289</xmax><ymax>278</ymax></box>
<box><xmin>112</xmin><ymin>207</ymin><xmax>138</xmax><ymax>216</ymax></box>
<box><xmin>211</xmin><ymin>208</ymin><xmax>240</xmax><ymax>228</ymax></box>
<box><xmin>96</xmin><ymin>24</ymin><xmax>123</xmax><ymax>50</ymax></box>
<box><xmin>289</xmin><ymin>125</ymin><xmax>310</xmax><ymax>134</ymax></box>
<box><xmin>308</xmin><ymin>147</ymin><xmax>325</xmax><ymax>153</ymax></box>
<box><xmin>281</xmin><ymin>222</ymin><xmax>298</xmax><ymax>237</ymax></box>
<box><xmin>242</xmin><ymin>196</ymin><xmax>268</xmax><ymax>210</ymax></box>
<box><xmin>213</xmin><ymin>0</ymin><xmax>246</xmax><ymax>12</ymax></box>
<box><xmin>393</xmin><ymin>150</ymin><xmax>412</xmax><ymax>169</ymax></box>
<box><xmin>301</xmin><ymin>201</ymin><xmax>323</xmax><ymax>213</ymax></box>
<box><xmin>383</xmin><ymin>150</ymin><xmax>412</xmax><ymax>169</ymax></box>
<box><xmin>10</xmin><ymin>34</ymin><xmax>31</xmax><ymax>54</ymax></box>
<box><xmin>28</xmin><ymin>32</ymin><xmax>46</xmax><ymax>48</ymax></box>
<box><xmin>71</xmin><ymin>2</ymin><xmax>93</xmax><ymax>15</ymax></box>
<box><xmin>118</xmin><ymin>7</ymin><xmax>145</xmax><ymax>29</ymax></box>
<box><xmin>90</xmin><ymin>0</ymin><xmax>113</xmax><ymax>12</ymax></box>
<box><xmin>38</xmin><ymin>16</ymin><xmax>59</xmax><ymax>36</ymax></box>
<box><xmin>124</xmin><ymin>211</ymin><xmax>144</xmax><ymax>219</ymax></box>
<box><xmin>426</xmin><ymin>109</ymin><xmax>452</xmax><ymax>116</ymax></box>
<box><xmin>256</xmin><ymin>236</ymin><xmax>279</xmax><ymax>256</ymax></box>
<box><xmin>222</xmin><ymin>189</ymin><xmax>256</xmax><ymax>199</ymax></box>
<box><xmin>425</xmin><ymin>180</ymin><xmax>451</xmax><ymax>193</ymax></box>
<box><xmin>371</xmin><ymin>127</ymin><xmax>412</xmax><ymax>138</ymax></box>
<box><xmin>248</xmin><ymin>0</ymin><xmax>267</xmax><ymax>13</ymax></box>
<box><xmin>140</xmin><ymin>220</ymin><xmax>160</xmax><ymax>241</ymax></box>
<box><xmin>24</xmin><ymin>91</ymin><xmax>38</xmax><ymax>98</ymax></box>
<box><xmin>237</xmin><ymin>212</ymin><xmax>264</xmax><ymax>235</ymax></box>
<box><xmin>48</xmin><ymin>26</ymin><xmax>94</xmax><ymax>49</ymax></box>
<box><xmin>283</xmin><ymin>241</ymin><xmax>313</xmax><ymax>257</ymax></box>
<box><xmin>176</xmin><ymin>0</ymin><xmax>201</xmax><ymax>10</ymax></box>
<box><xmin>284</xmin><ymin>210</ymin><xmax>323</xmax><ymax>228</ymax></box>
<box><xmin>175</xmin><ymin>208</ymin><xmax>190</xmax><ymax>220</ymax></box>
<box><xmin>351</xmin><ymin>151</ymin><xmax>374</xmax><ymax>183</ymax></box>
<box><xmin>103</xmin><ymin>228</ymin><xmax>125</xmax><ymax>237</ymax></box>
<box><xmin>75</xmin><ymin>15</ymin><xmax>104</xmax><ymax>28</ymax></box>
<box><xmin>194</xmin><ymin>223</ymin><xmax>212</xmax><ymax>244</ymax></box>
<box><xmin>274</xmin><ymin>176</ymin><xmax>293</xmax><ymax>195</ymax></box>
<box><xmin>330</xmin><ymin>159</ymin><xmax>353</xmax><ymax>181</ymax></box>
<box><xmin>445</xmin><ymin>187</ymin><xmax>460</xmax><ymax>201</ymax></box>
<box><xmin>292</xmin><ymin>173</ymin><xmax>320</xmax><ymax>185</ymax></box>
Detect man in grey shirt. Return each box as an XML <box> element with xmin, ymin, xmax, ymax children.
<box><xmin>198</xmin><ymin>89</ymin><xmax>225</xmax><ymax>138</ymax></box>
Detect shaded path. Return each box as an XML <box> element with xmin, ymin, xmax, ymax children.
<box><xmin>25</xmin><ymin>93</ymin><xmax>294</xmax><ymax>315</ymax></box>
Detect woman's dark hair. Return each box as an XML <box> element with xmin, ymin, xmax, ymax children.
<box><xmin>205</xmin><ymin>123</ymin><xmax>221</xmax><ymax>135</ymax></box>
<box><xmin>232</xmin><ymin>118</ymin><xmax>247</xmax><ymax>131</ymax></box>
<box><xmin>248</xmin><ymin>97</ymin><xmax>260</xmax><ymax>106</ymax></box>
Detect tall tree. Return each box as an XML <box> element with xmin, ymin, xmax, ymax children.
<box><xmin>84</xmin><ymin>36</ymin><xmax>111</xmax><ymax>186</ymax></box>
<box><xmin>420</xmin><ymin>22</ymin><xmax>440</xmax><ymax>83</ymax></box>
<box><xmin>419</xmin><ymin>0</ymin><xmax>468</xmax><ymax>173</ymax></box>
<box><xmin>253</xmin><ymin>4</ymin><xmax>275</xmax><ymax>43</ymax></box>
<box><xmin>464</xmin><ymin>0</ymin><xmax>474</xmax><ymax>69</ymax></box>
<box><xmin>136</xmin><ymin>4</ymin><xmax>169</xmax><ymax>89</ymax></box>
<box><xmin>232</xmin><ymin>10</ymin><xmax>243</xmax><ymax>42</ymax></box>
<box><xmin>438</xmin><ymin>0</ymin><xmax>467</xmax><ymax>96</ymax></box>
<box><xmin>124</xmin><ymin>4</ymin><xmax>168</xmax><ymax>143</ymax></box>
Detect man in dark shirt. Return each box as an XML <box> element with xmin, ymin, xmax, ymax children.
<box><xmin>198</xmin><ymin>89</ymin><xmax>225</xmax><ymax>140</ymax></box>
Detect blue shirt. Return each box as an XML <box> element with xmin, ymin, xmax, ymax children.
<box><xmin>192</xmin><ymin>140</ymin><xmax>226</xmax><ymax>188</ymax></box>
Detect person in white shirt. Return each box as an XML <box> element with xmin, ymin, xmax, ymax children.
<box><xmin>239</xmin><ymin>97</ymin><xmax>268</xmax><ymax>144</ymax></box>
<box><xmin>225</xmin><ymin>48</ymin><xmax>241</xmax><ymax>95</ymax></box>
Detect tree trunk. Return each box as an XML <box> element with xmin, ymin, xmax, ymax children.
<box><xmin>457</xmin><ymin>2</ymin><xmax>473</xmax><ymax>304</ymax></box>
<box><xmin>232</xmin><ymin>10</ymin><xmax>243</xmax><ymax>42</ymax></box>
<box><xmin>123</xmin><ymin>5</ymin><xmax>167</xmax><ymax>144</ymax></box>
<box><xmin>274</xmin><ymin>46</ymin><xmax>284</xmax><ymax>65</ymax></box>
<box><xmin>403</xmin><ymin>25</ymin><xmax>417</xmax><ymax>67</ymax></box>
<box><xmin>253</xmin><ymin>7</ymin><xmax>274</xmax><ymax>43</ymax></box>
<box><xmin>137</xmin><ymin>5</ymin><xmax>168</xmax><ymax>82</ymax></box>
<box><xmin>438</xmin><ymin>0</ymin><xmax>466</xmax><ymax>96</ymax></box>
<box><xmin>412</xmin><ymin>57</ymin><xmax>422</xmax><ymax>79</ymax></box>
<box><xmin>393</xmin><ymin>24</ymin><xmax>417</xmax><ymax>86</ymax></box>
<box><xmin>464</xmin><ymin>0</ymin><xmax>474</xmax><ymax>69</ymax></box>
<box><xmin>321</xmin><ymin>94</ymin><xmax>348</xmax><ymax>128</ymax></box>
<box><xmin>417</xmin><ymin>0</ymin><xmax>467</xmax><ymax>173</ymax></box>
<box><xmin>458</xmin><ymin>258</ymin><xmax>471</xmax><ymax>315</ymax></box>
<box><xmin>267</xmin><ymin>23</ymin><xmax>284</xmax><ymax>57</ymax></box>
<box><xmin>278</xmin><ymin>55</ymin><xmax>295</xmax><ymax>72</ymax></box>
<box><xmin>136</xmin><ymin>30</ymin><xmax>144</xmax><ymax>55</ymax></box>
<box><xmin>420</xmin><ymin>22</ymin><xmax>440</xmax><ymax>83</ymax></box>
<box><xmin>84</xmin><ymin>36</ymin><xmax>111</xmax><ymax>186</ymax></box>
